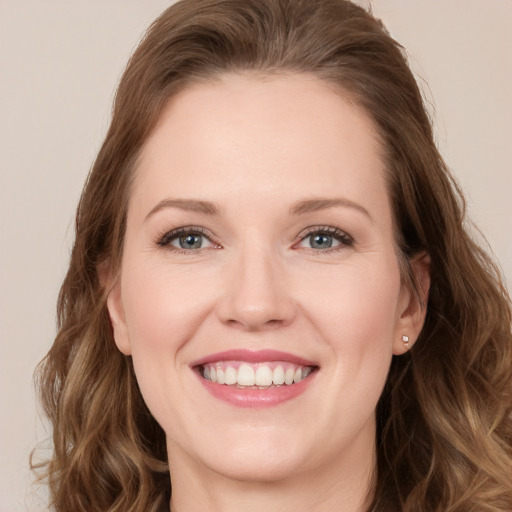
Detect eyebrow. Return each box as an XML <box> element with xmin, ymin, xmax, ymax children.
<box><xmin>289</xmin><ymin>197</ymin><xmax>372</xmax><ymax>219</ymax></box>
<box><xmin>145</xmin><ymin>196</ymin><xmax>371</xmax><ymax>221</ymax></box>
<box><xmin>145</xmin><ymin>198</ymin><xmax>221</xmax><ymax>220</ymax></box>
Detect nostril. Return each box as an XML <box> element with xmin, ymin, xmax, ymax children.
<box><xmin>216</xmin><ymin>291</ymin><xmax>297</xmax><ymax>330</ymax></box>
<box><xmin>224</xmin><ymin>316</ymin><xmax>287</xmax><ymax>331</ymax></box>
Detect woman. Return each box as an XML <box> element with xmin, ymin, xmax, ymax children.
<box><xmin>33</xmin><ymin>0</ymin><xmax>512</xmax><ymax>510</ymax></box>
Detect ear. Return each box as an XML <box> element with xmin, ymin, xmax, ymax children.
<box><xmin>102</xmin><ymin>265</ymin><xmax>132</xmax><ymax>356</ymax></box>
<box><xmin>393</xmin><ymin>252</ymin><xmax>431</xmax><ymax>355</ymax></box>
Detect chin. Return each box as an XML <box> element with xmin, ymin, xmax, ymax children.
<box><xmin>208</xmin><ymin>451</ymin><xmax>307</xmax><ymax>483</ymax></box>
<box><xmin>191</xmin><ymin>427</ymin><xmax>312</xmax><ymax>483</ymax></box>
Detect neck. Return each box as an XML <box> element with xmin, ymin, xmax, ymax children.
<box><xmin>167</xmin><ymin>430</ymin><xmax>376</xmax><ymax>512</ymax></box>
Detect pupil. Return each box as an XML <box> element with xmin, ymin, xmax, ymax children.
<box><xmin>179</xmin><ymin>234</ymin><xmax>201</xmax><ymax>249</ymax></box>
<box><xmin>311</xmin><ymin>234</ymin><xmax>332</xmax><ymax>249</ymax></box>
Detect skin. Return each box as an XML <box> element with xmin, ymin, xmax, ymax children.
<box><xmin>107</xmin><ymin>73</ymin><xmax>429</xmax><ymax>512</ymax></box>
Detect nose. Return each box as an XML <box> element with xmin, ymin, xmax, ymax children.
<box><xmin>215</xmin><ymin>245</ymin><xmax>296</xmax><ymax>331</ymax></box>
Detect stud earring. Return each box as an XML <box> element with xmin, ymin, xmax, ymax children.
<box><xmin>402</xmin><ymin>335</ymin><xmax>410</xmax><ymax>347</ymax></box>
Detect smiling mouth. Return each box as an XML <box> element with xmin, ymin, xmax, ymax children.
<box><xmin>197</xmin><ymin>361</ymin><xmax>317</xmax><ymax>388</ymax></box>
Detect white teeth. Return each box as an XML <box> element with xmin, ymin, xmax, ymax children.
<box><xmin>284</xmin><ymin>367</ymin><xmax>295</xmax><ymax>385</ymax></box>
<box><xmin>255</xmin><ymin>365</ymin><xmax>273</xmax><ymax>386</ymax></box>
<box><xmin>237</xmin><ymin>364</ymin><xmax>255</xmax><ymax>386</ymax></box>
<box><xmin>225</xmin><ymin>366</ymin><xmax>237</xmax><ymax>385</ymax></box>
<box><xmin>272</xmin><ymin>365</ymin><xmax>285</xmax><ymax>385</ymax></box>
<box><xmin>202</xmin><ymin>362</ymin><xmax>314</xmax><ymax>387</ymax></box>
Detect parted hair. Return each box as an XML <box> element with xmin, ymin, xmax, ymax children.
<box><xmin>33</xmin><ymin>0</ymin><xmax>512</xmax><ymax>510</ymax></box>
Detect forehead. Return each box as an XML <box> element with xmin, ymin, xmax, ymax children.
<box><xmin>131</xmin><ymin>73</ymin><xmax>389</xmax><ymax>221</ymax></box>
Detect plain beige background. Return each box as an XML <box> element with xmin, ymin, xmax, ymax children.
<box><xmin>1</xmin><ymin>1</ymin><xmax>511</xmax><ymax>510</ymax></box>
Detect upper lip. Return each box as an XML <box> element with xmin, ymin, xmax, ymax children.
<box><xmin>190</xmin><ymin>349</ymin><xmax>317</xmax><ymax>368</ymax></box>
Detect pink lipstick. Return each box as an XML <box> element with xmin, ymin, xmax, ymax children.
<box><xmin>191</xmin><ymin>349</ymin><xmax>318</xmax><ymax>408</ymax></box>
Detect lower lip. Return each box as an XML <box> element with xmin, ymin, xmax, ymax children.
<box><xmin>195</xmin><ymin>371</ymin><xmax>316</xmax><ymax>408</ymax></box>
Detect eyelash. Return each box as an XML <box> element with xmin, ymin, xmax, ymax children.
<box><xmin>156</xmin><ymin>225</ymin><xmax>354</xmax><ymax>253</ymax></box>
<box><xmin>156</xmin><ymin>226</ymin><xmax>219</xmax><ymax>253</ymax></box>
<box><xmin>294</xmin><ymin>225</ymin><xmax>355</xmax><ymax>253</ymax></box>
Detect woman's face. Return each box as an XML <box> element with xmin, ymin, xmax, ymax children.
<box><xmin>108</xmin><ymin>74</ymin><xmax>425</xmax><ymax>484</ymax></box>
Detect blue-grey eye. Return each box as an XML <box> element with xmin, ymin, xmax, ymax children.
<box><xmin>309</xmin><ymin>233</ymin><xmax>334</xmax><ymax>249</ymax></box>
<box><xmin>296</xmin><ymin>227</ymin><xmax>353</xmax><ymax>251</ymax></box>
<box><xmin>158</xmin><ymin>226</ymin><xmax>218</xmax><ymax>251</ymax></box>
<box><xmin>158</xmin><ymin>227</ymin><xmax>218</xmax><ymax>252</ymax></box>
<box><xmin>173</xmin><ymin>233</ymin><xmax>204</xmax><ymax>249</ymax></box>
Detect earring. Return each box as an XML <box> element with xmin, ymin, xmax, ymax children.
<box><xmin>402</xmin><ymin>335</ymin><xmax>410</xmax><ymax>347</ymax></box>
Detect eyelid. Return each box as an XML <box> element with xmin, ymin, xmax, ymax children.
<box><xmin>156</xmin><ymin>226</ymin><xmax>221</xmax><ymax>251</ymax></box>
<box><xmin>293</xmin><ymin>225</ymin><xmax>355</xmax><ymax>250</ymax></box>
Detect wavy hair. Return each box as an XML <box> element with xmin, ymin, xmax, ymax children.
<box><xmin>33</xmin><ymin>0</ymin><xmax>512</xmax><ymax>510</ymax></box>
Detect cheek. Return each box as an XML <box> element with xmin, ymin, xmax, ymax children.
<box><xmin>118</xmin><ymin>260</ymin><xmax>216</xmax><ymax>428</ymax></box>
<box><xmin>304</xmin><ymin>258</ymin><xmax>401</xmax><ymax>376</ymax></box>
<box><xmin>308</xmin><ymin>262</ymin><xmax>401</xmax><ymax>435</ymax></box>
<box><xmin>305</xmin><ymin>255</ymin><xmax>400</xmax><ymax>330</ymax></box>
<box><xmin>121</xmin><ymin>260</ymin><xmax>215</xmax><ymax>354</ymax></box>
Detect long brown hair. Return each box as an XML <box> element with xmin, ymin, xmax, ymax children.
<box><xmin>33</xmin><ymin>1</ymin><xmax>512</xmax><ymax>510</ymax></box>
